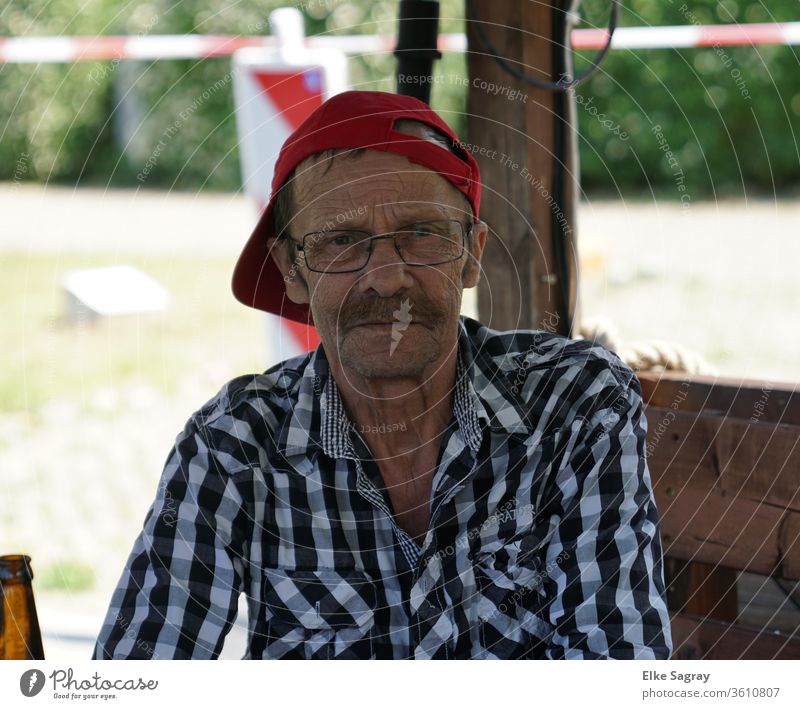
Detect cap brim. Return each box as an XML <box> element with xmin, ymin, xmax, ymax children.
<box><xmin>231</xmin><ymin>204</ymin><xmax>314</xmax><ymax>325</ymax></box>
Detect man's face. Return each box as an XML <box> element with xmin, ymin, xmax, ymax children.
<box><xmin>270</xmin><ymin>149</ymin><xmax>486</xmax><ymax>380</ymax></box>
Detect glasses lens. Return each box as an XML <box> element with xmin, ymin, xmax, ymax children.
<box><xmin>305</xmin><ymin>230</ymin><xmax>371</xmax><ymax>272</ymax></box>
<box><xmin>302</xmin><ymin>220</ymin><xmax>465</xmax><ymax>272</ymax></box>
<box><xmin>396</xmin><ymin>220</ymin><xmax>463</xmax><ymax>265</ymax></box>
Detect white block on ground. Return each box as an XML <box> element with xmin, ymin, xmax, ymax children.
<box><xmin>62</xmin><ymin>265</ymin><xmax>170</xmax><ymax>318</ymax></box>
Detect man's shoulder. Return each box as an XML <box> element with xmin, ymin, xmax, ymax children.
<box><xmin>461</xmin><ymin>315</ymin><xmax>636</xmax><ymax>392</ymax></box>
<box><xmin>187</xmin><ymin>350</ymin><xmax>315</xmax><ymax>431</ymax></box>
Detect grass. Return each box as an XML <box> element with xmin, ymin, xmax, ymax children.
<box><xmin>37</xmin><ymin>559</ymin><xmax>96</xmax><ymax>592</ymax></box>
<box><xmin>2</xmin><ymin>251</ymin><xmax>267</xmax><ymax>414</ymax></box>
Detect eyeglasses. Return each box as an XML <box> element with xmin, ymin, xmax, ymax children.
<box><xmin>285</xmin><ymin>219</ymin><xmax>471</xmax><ymax>274</ymax></box>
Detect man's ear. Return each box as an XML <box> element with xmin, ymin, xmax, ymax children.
<box><xmin>267</xmin><ymin>237</ymin><xmax>310</xmax><ymax>305</ymax></box>
<box><xmin>461</xmin><ymin>219</ymin><xmax>488</xmax><ymax>289</ymax></box>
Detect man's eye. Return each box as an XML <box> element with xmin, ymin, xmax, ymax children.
<box><xmin>405</xmin><ymin>225</ymin><xmax>435</xmax><ymax>238</ymax></box>
<box><xmin>315</xmin><ymin>233</ymin><xmax>356</xmax><ymax>248</ymax></box>
<box><xmin>330</xmin><ymin>234</ymin><xmax>357</xmax><ymax>247</ymax></box>
<box><xmin>410</xmin><ymin>222</ymin><xmax>448</xmax><ymax>237</ymax></box>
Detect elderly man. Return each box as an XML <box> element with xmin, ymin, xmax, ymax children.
<box><xmin>94</xmin><ymin>90</ymin><xmax>672</xmax><ymax>660</ymax></box>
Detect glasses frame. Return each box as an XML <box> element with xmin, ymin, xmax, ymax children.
<box><xmin>283</xmin><ymin>218</ymin><xmax>473</xmax><ymax>274</ymax></box>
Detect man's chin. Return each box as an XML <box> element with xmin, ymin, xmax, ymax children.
<box><xmin>337</xmin><ymin>326</ymin><xmax>437</xmax><ymax>378</ymax></box>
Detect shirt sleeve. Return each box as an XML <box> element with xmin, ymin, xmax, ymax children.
<box><xmin>92</xmin><ymin>414</ymin><xmax>250</xmax><ymax>659</ymax></box>
<box><xmin>538</xmin><ymin>373</ymin><xmax>673</xmax><ymax>659</ymax></box>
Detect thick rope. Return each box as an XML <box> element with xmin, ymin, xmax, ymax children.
<box><xmin>575</xmin><ymin>317</ymin><xmax>717</xmax><ymax>375</ymax></box>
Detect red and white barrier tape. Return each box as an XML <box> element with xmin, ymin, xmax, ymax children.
<box><xmin>0</xmin><ymin>35</ymin><xmax>269</xmax><ymax>63</ymax></box>
<box><xmin>571</xmin><ymin>21</ymin><xmax>800</xmax><ymax>50</ymax></box>
<box><xmin>1</xmin><ymin>23</ymin><xmax>799</xmax><ymax>64</ymax></box>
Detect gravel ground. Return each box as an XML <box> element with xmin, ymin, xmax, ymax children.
<box><xmin>2</xmin><ymin>183</ymin><xmax>798</xmax><ymax>659</ymax></box>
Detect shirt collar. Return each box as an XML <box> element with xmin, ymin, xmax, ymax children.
<box><xmin>276</xmin><ymin>315</ymin><xmax>531</xmax><ymax>461</ymax></box>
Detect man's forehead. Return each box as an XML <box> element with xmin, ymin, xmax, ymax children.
<box><xmin>296</xmin><ymin>191</ymin><xmax>462</xmax><ymax>230</ymax></box>
<box><xmin>297</xmin><ymin>146</ymin><xmax>435</xmax><ymax>178</ymax></box>
<box><xmin>293</xmin><ymin>150</ymin><xmax>461</xmax><ymax>205</ymax></box>
<box><xmin>322</xmin><ymin>201</ymin><xmax>455</xmax><ymax>228</ymax></box>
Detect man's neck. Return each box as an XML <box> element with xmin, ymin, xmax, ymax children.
<box><xmin>328</xmin><ymin>341</ymin><xmax>459</xmax><ymax>462</ymax></box>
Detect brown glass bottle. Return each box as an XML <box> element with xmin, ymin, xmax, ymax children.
<box><xmin>0</xmin><ymin>555</ymin><xmax>45</xmax><ymax>660</ymax></box>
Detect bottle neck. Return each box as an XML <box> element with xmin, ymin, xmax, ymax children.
<box><xmin>0</xmin><ymin>554</ymin><xmax>34</xmax><ymax>582</ymax></box>
<box><xmin>0</xmin><ymin>554</ymin><xmax>45</xmax><ymax>660</ymax></box>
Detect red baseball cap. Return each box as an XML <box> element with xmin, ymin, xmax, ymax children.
<box><xmin>231</xmin><ymin>90</ymin><xmax>481</xmax><ymax>324</ymax></box>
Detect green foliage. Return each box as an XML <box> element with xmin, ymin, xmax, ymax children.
<box><xmin>0</xmin><ymin>0</ymin><xmax>118</xmax><ymax>182</ymax></box>
<box><xmin>38</xmin><ymin>559</ymin><xmax>95</xmax><ymax>592</ymax></box>
<box><xmin>574</xmin><ymin>0</ymin><xmax>800</xmax><ymax>197</ymax></box>
<box><xmin>1</xmin><ymin>0</ymin><xmax>798</xmax><ymax>196</ymax></box>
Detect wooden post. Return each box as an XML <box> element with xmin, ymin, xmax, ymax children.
<box><xmin>465</xmin><ymin>0</ymin><xmax>744</xmax><ymax>639</ymax></box>
<box><xmin>465</xmin><ymin>0</ymin><xmax>578</xmax><ymax>335</ymax></box>
<box><xmin>665</xmin><ymin>559</ymin><xmax>739</xmax><ymax>623</ymax></box>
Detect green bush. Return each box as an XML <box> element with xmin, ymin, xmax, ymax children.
<box><xmin>574</xmin><ymin>0</ymin><xmax>800</xmax><ymax>197</ymax></box>
<box><xmin>0</xmin><ymin>0</ymin><xmax>118</xmax><ymax>182</ymax></box>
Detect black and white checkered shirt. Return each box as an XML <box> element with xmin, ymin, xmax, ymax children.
<box><xmin>93</xmin><ymin>315</ymin><xmax>672</xmax><ymax>660</ymax></box>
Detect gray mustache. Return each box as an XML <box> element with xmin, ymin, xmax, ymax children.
<box><xmin>338</xmin><ymin>297</ymin><xmax>446</xmax><ymax>327</ymax></box>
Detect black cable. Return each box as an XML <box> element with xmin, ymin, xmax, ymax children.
<box><xmin>467</xmin><ymin>0</ymin><xmax>620</xmax><ymax>93</ymax></box>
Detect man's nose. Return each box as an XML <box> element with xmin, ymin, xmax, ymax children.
<box><xmin>356</xmin><ymin>236</ymin><xmax>413</xmax><ymax>297</ymax></box>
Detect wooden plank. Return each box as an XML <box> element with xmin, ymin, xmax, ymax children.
<box><xmin>466</xmin><ymin>0</ymin><xmax>576</xmax><ymax>334</ymax></box>
<box><xmin>644</xmin><ymin>405</ymin><xmax>800</xmax><ymax>579</ymax></box>
<box><xmin>644</xmin><ymin>407</ymin><xmax>800</xmax><ymax>513</ymax></box>
<box><xmin>656</xmin><ymin>485</ymin><xmax>794</xmax><ymax>578</ymax></box>
<box><xmin>638</xmin><ymin>371</ymin><xmax>800</xmax><ymax>426</ymax></box>
<box><xmin>670</xmin><ymin>612</ymin><xmax>800</xmax><ymax>659</ymax></box>
<box><xmin>641</xmin><ymin>373</ymin><xmax>800</xmax><ymax>607</ymax></box>
<box><xmin>644</xmin><ymin>402</ymin><xmax>800</xmax><ymax>580</ymax></box>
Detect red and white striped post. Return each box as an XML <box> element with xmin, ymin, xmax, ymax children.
<box><xmin>232</xmin><ymin>8</ymin><xmax>348</xmax><ymax>360</ymax></box>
